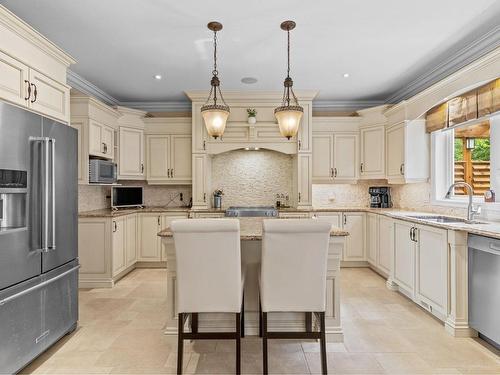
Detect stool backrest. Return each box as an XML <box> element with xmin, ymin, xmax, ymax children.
<box><xmin>171</xmin><ymin>219</ymin><xmax>241</xmax><ymax>313</ymax></box>
<box><xmin>261</xmin><ymin>219</ymin><xmax>331</xmax><ymax>312</ymax></box>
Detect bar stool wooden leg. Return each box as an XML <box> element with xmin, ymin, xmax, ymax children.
<box><xmin>241</xmin><ymin>293</ymin><xmax>245</xmax><ymax>338</ymax></box>
<box><xmin>305</xmin><ymin>312</ymin><xmax>312</xmax><ymax>332</ymax></box>
<box><xmin>236</xmin><ymin>313</ymin><xmax>241</xmax><ymax>375</ymax></box>
<box><xmin>262</xmin><ymin>312</ymin><xmax>268</xmax><ymax>375</ymax></box>
<box><xmin>177</xmin><ymin>313</ymin><xmax>184</xmax><ymax>375</ymax></box>
<box><xmin>191</xmin><ymin>313</ymin><xmax>198</xmax><ymax>334</ymax></box>
<box><xmin>319</xmin><ymin>312</ymin><xmax>327</xmax><ymax>375</ymax></box>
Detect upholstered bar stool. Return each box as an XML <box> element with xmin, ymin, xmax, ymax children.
<box><xmin>260</xmin><ymin>219</ymin><xmax>332</xmax><ymax>375</ymax></box>
<box><xmin>171</xmin><ymin>219</ymin><xmax>245</xmax><ymax>375</ymax></box>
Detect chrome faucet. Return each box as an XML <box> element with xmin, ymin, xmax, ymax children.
<box><xmin>445</xmin><ymin>182</ymin><xmax>481</xmax><ymax>222</ymax></box>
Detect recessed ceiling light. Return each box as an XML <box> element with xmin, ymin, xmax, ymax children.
<box><xmin>241</xmin><ymin>77</ymin><xmax>258</xmax><ymax>84</ymax></box>
<box><xmin>154</xmin><ymin>74</ymin><xmax>162</xmax><ymax>80</ymax></box>
<box><xmin>343</xmin><ymin>73</ymin><xmax>350</xmax><ymax>78</ymax></box>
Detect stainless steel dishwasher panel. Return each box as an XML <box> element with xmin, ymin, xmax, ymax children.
<box><xmin>468</xmin><ymin>234</ymin><xmax>500</xmax><ymax>346</ymax></box>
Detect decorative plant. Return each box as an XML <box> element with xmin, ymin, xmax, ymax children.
<box><xmin>246</xmin><ymin>108</ymin><xmax>257</xmax><ymax>118</ymax></box>
<box><xmin>213</xmin><ymin>189</ymin><xmax>224</xmax><ymax>197</ymax></box>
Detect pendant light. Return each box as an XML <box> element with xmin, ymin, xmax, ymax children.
<box><xmin>275</xmin><ymin>20</ymin><xmax>303</xmax><ymax>140</ymax></box>
<box><xmin>201</xmin><ymin>21</ymin><xmax>230</xmax><ymax>139</ymax></box>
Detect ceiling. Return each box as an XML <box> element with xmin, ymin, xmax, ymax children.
<box><xmin>2</xmin><ymin>0</ymin><xmax>499</xmax><ymax>109</ymax></box>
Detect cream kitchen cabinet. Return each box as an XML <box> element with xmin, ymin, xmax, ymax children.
<box><xmin>111</xmin><ymin>216</ymin><xmax>126</xmax><ymax>276</ymax></box>
<box><xmin>78</xmin><ymin>214</ymin><xmax>137</xmax><ymax>288</ymax></box>
<box><xmin>314</xmin><ymin>212</ymin><xmax>341</xmax><ymax>228</ymax></box>
<box><xmin>414</xmin><ymin>225</ymin><xmax>448</xmax><ymax>318</ymax></box>
<box><xmin>125</xmin><ymin>214</ymin><xmax>138</xmax><ymax>267</ymax></box>
<box><xmin>360</xmin><ymin>125</ymin><xmax>385</xmax><ymax>179</ymax></box>
<box><xmin>146</xmin><ymin>134</ymin><xmax>192</xmax><ymax>184</ymax></box>
<box><xmin>386</xmin><ymin>120</ymin><xmax>429</xmax><ymax>184</ymax></box>
<box><xmin>341</xmin><ymin>212</ymin><xmax>365</xmax><ymax>261</ymax></box>
<box><xmin>366</xmin><ymin>213</ymin><xmax>379</xmax><ymax>266</ymax></box>
<box><xmin>392</xmin><ymin>220</ymin><xmax>415</xmax><ymax>298</ymax></box>
<box><xmin>118</xmin><ymin>126</ymin><xmax>144</xmax><ymax>179</ymax></box>
<box><xmin>0</xmin><ymin>8</ymin><xmax>73</xmax><ymax>123</ymax></box>
<box><xmin>377</xmin><ymin>215</ymin><xmax>393</xmax><ymax>275</ymax></box>
<box><xmin>312</xmin><ymin>132</ymin><xmax>358</xmax><ymax>183</ymax></box>
<box><xmin>138</xmin><ymin>212</ymin><xmax>188</xmax><ymax>262</ymax></box>
<box><xmin>296</xmin><ymin>153</ymin><xmax>312</xmax><ymax>207</ymax></box>
<box><xmin>89</xmin><ymin>120</ymin><xmax>115</xmax><ymax>159</ymax></box>
<box><xmin>192</xmin><ymin>154</ymin><xmax>208</xmax><ymax>208</ymax></box>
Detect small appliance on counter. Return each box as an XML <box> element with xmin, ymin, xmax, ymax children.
<box><xmin>112</xmin><ymin>186</ymin><xmax>144</xmax><ymax>209</ymax></box>
<box><xmin>89</xmin><ymin>158</ymin><xmax>117</xmax><ymax>184</ymax></box>
<box><xmin>368</xmin><ymin>186</ymin><xmax>392</xmax><ymax>208</ymax></box>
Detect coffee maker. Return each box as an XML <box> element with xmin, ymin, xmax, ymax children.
<box><xmin>369</xmin><ymin>186</ymin><xmax>392</xmax><ymax>208</ymax></box>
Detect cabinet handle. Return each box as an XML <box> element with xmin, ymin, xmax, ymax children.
<box><xmin>334</xmin><ymin>168</ymin><xmax>337</xmax><ymax>178</ymax></box>
<box><xmin>298</xmin><ymin>192</ymin><xmax>301</xmax><ymax>202</ymax></box>
<box><xmin>343</xmin><ymin>214</ymin><xmax>347</xmax><ymax>226</ymax></box>
<box><xmin>203</xmin><ymin>193</ymin><xmax>206</xmax><ymax>202</ymax></box>
<box><xmin>413</xmin><ymin>227</ymin><xmax>418</xmax><ymax>242</ymax></box>
<box><xmin>409</xmin><ymin>227</ymin><xmax>413</xmax><ymax>241</ymax></box>
<box><xmin>203</xmin><ymin>140</ymin><xmax>206</xmax><ymax>150</ymax></box>
<box><xmin>298</xmin><ymin>140</ymin><xmax>302</xmax><ymax>150</ymax></box>
<box><xmin>157</xmin><ymin>216</ymin><xmax>161</xmax><ymax>226</ymax></box>
<box><xmin>24</xmin><ymin>80</ymin><xmax>31</xmax><ymax>100</ymax></box>
<box><xmin>171</xmin><ymin>168</ymin><xmax>174</xmax><ymax>178</ymax></box>
<box><xmin>113</xmin><ymin>221</ymin><xmax>117</xmax><ymax>232</ymax></box>
<box><xmin>30</xmin><ymin>83</ymin><xmax>37</xmax><ymax>103</ymax></box>
<box><xmin>360</xmin><ymin>163</ymin><xmax>364</xmax><ymax>173</ymax></box>
<box><xmin>141</xmin><ymin>163</ymin><xmax>144</xmax><ymax>173</ymax></box>
<box><xmin>330</xmin><ymin>168</ymin><xmax>334</xmax><ymax>178</ymax></box>
<box><xmin>400</xmin><ymin>163</ymin><xmax>405</xmax><ymax>176</ymax></box>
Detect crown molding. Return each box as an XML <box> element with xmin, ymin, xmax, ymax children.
<box><xmin>313</xmin><ymin>100</ymin><xmax>385</xmax><ymax>111</ymax></box>
<box><xmin>67</xmin><ymin>70</ymin><xmax>119</xmax><ymax>106</ymax></box>
<box><xmin>385</xmin><ymin>25</ymin><xmax>500</xmax><ymax>104</ymax></box>
<box><xmin>120</xmin><ymin>101</ymin><xmax>191</xmax><ymax>112</ymax></box>
<box><xmin>185</xmin><ymin>90</ymin><xmax>319</xmax><ymax>102</ymax></box>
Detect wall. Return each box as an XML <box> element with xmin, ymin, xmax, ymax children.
<box><xmin>211</xmin><ymin>149</ymin><xmax>293</xmax><ymax>207</ymax></box>
<box><xmin>78</xmin><ymin>181</ymin><xmax>191</xmax><ymax>212</ymax></box>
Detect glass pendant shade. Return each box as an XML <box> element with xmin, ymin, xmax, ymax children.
<box><xmin>275</xmin><ymin>107</ymin><xmax>303</xmax><ymax>140</ymax></box>
<box><xmin>201</xmin><ymin>105</ymin><xmax>230</xmax><ymax>139</ymax></box>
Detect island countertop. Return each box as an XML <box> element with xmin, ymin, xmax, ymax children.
<box><xmin>158</xmin><ymin>217</ymin><xmax>349</xmax><ymax>240</ymax></box>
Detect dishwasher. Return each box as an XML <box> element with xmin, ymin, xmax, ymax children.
<box><xmin>468</xmin><ymin>234</ymin><xmax>500</xmax><ymax>348</ymax></box>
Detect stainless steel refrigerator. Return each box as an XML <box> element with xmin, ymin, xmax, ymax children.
<box><xmin>0</xmin><ymin>101</ymin><xmax>78</xmax><ymax>374</ymax></box>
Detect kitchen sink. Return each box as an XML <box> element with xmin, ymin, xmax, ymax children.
<box><xmin>404</xmin><ymin>215</ymin><xmax>484</xmax><ymax>224</ymax></box>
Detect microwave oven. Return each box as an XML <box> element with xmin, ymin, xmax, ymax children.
<box><xmin>89</xmin><ymin>159</ymin><xmax>117</xmax><ymax>184</ymax></box>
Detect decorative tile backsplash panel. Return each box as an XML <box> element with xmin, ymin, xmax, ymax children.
<box><xmin>78</xmin><ymin>181</ymin><xmax>191</xmax><ymax>212</ymax></box>
<box><xmin>211</xmin><ymin>149</ymin><xmax>293</xmax><ymax>207</ymax></box>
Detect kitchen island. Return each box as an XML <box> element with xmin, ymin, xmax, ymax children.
<box><xmin>158</xmin><ymin>217</ymin><xmax>348</xmax><ymax>342</ymax></box>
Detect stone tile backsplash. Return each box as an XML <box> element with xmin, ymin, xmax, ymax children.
<box><xmin>211</xmin><ymin>149</ymin><xmax>293</xmax><ymax>207</ymax></box>
<box><xmin>78</xmin><ymin>181</ymin><xmax>191</xmax><ymax>212</ymax></box>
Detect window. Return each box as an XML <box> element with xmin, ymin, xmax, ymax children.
<box><xmin>452</xmin><ymin>122</ymin><xmax>490</xmax><ymax>196</ymax></box>
<box><xmin>431</xmin><ymin>114</ymin><xmax>499</xmax><ymax>206</ymax></box>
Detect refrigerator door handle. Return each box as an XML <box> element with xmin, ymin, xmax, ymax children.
<box><xmin>49</xmin><ymin>138</ymin><xmax>56</xmax><ymax>251</ymax></box>
<box><xmin>43</xmin><ymin>137</ymin><xmax>50</xmax><ymax>252</ymax></box>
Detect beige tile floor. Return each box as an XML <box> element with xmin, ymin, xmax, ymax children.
<box><xmin>21</xmin><ymin>268</ymin><xmax>499</xmax><ymax>375</ymax></box>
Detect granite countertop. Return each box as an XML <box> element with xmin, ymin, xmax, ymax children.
<box><xmin>157</xmin><ymin>217</ymin><xmax>349</xmax><ymax>240</ymax></box>
<box><xmin>79</xmin><ymin>206</ymin><xmax>500</xmax><ymax>240</ymax></box>
<box><xmin>78</xmin><ymin>206</ymin><xmax>191</xmax><ymax>218</ymax></box>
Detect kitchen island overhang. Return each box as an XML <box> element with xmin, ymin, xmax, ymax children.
<box><xmin>159</xmin><ymin>218</ymin><xmax>348</xmax><ymax>342</ymax></box>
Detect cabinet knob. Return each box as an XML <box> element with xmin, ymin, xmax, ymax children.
<box><xmin>360</xmin><ymin>163</ymin><xmax>364</xmax><ymax>173</ymax></box>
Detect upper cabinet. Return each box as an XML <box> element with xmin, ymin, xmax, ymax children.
<box><xmin>116</xmin><ymin>107</ymin><xmax>147</xmax><ymax>180</ymax></box>
<box><xmin>312</xmin><ymin>117</ymin><xmax>360</xmax><ymax>184</ymax></box>
<box><xmin>0</xmin><ymin>6</ymin><xmax>74</xmax><ymax>123</ymax></box>
<box><xmin>360</xmin><ymin>125</ymin><xmax>385</xmax><ymax>179</ymax></box>
<box><xmin>385</xmin><ymin>120</ymin><xmax>429</xmax><ymax>184</ymax></box>
<box><xmin>144</xmin><ymin>118</ymin><xmax>192</xmax><ymax>185</ymax></box>
<box><xmin>70</xmin><ymin>94</ymin><xmax>120</xmax><ymax>184</ymax></box>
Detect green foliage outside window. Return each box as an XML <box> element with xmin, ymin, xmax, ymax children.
<box><xmin>454</xmin><ymin>138</ymin><xmax>490</xmax><ymax>161</ymax></box>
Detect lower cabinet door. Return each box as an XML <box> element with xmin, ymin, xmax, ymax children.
<box><xmin>342</xmin><ymin>212</ymin><xmax>365</xmax><ymax>261</ymax></box>
<box><xmin>125</xmin><ymin>215</ymin><xmax>138</xmax><ymax>267</ymax></box>
<box><xmin>366</xmin><ymin>213</ymin><xmax>379</xmax><ymax>266</ymax></box>
<box><xmin>112</xmin><ymin>217</ymin><xmax>126</xmax><ymax>276</ymax></box>
<box><xmin>393</xmin><ymin>220</ymin><xmax>415</xmax><ymax>297</ymax></box>
<box><xmin>415</xmin><ymin>225</ymin><xmax>448</xmax><ymax>316</ymax></box>
<box><xmin>138</xmin><ymin>214</ymin><xmax>161</xmax><ymax>261</ymax></box>
<box><xmin>161</xmin><ymin>214</ymin><xmax>188</xmax><ymax>261</ymax></box>
<box><xmin>314</xmin><ymin>213</ymin><xmax>341</xmax><ymax>228</ymax></box>
<box><xmin>378</xmin><ymin>216</ymin><xmax>393</xmax><ymax>275</ymax></box>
